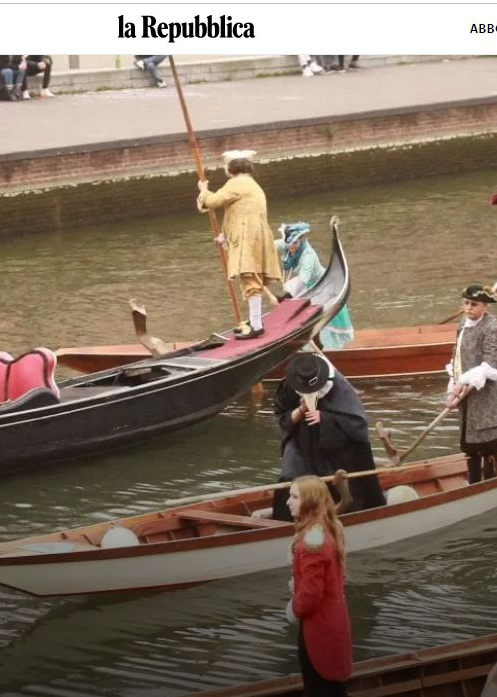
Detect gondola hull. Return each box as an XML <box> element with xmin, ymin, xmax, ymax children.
<box><xmin>0</xmin><ymin>225</ymin><xmax>349</xmax><ymax>474</ymax></box>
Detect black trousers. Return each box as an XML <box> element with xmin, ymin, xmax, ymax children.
<box><xmin>298</xmin><ymin>627</ymin><xmax>349</xmax><ymax>697</ymax></box>
<box><xmin>22</xmin><ymin>58</ymin><xmax>52</xmax><ymax>91</ymax></box>
<box><xmin>337</xmin><ymin>56</ymin><xmax>359</xmax><ymax>69</ymax></box>
<box><xmin>460</xmin><ymin>403</ymin><xmax>497</xmax><ymax>484</ymax></box>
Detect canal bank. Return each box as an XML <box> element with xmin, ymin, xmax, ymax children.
<box><xmin>1</xmin><ymin>57</ymin><xmax>497</xmax><ymax>236</ymax></box>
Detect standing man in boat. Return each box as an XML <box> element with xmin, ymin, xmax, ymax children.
<box><xmin>446</xmin><ymin>284</ymin><xmax>497</xmax><ymax>483</ymax></box>
<box><xmin>197</xmin><ymin>150</ymin><xmax>282</xmax><ymax>340</ymax></box>
<box><xmin>272</xmin><ymin>352</ymin><xmax>385</xmax><ymax>520</ymax></box>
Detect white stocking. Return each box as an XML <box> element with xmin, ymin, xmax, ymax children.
<box><xmin>248</xmin><ymin>296</ymin><xmax>262</xmax><ymax>330</ymax></box>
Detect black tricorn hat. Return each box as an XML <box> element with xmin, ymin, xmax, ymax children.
<box><xmin>285</xmin><ymin>353</ymin><xmax>330</xmax><ymax>393</ymax></box>
<box><xmin>461</xmin><ymin>284</ymin><xmax>496</xmax><ymax>303</ymax></box>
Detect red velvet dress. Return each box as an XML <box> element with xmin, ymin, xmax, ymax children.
<box><xmin>291</xmin><ymin>527</ymin><xmax>352</xmax><ymax>682</ymax></box>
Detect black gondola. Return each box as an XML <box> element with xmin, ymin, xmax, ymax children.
<box><xmin>0</xmin><ymin>221</ymin><xmax>349</xmax><ymax>474</ymax></box>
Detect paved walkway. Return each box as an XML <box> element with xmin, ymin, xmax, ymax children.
<box><xmin>1</xmin><ymin>57</ymin><xmax>497</xmax><ymax>157</ymax></box>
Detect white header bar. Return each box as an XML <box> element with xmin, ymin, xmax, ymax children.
<box><xmin>1</xmin><ymin>3</ymin><xmax>495</xmax><ymax>54</ymax></box>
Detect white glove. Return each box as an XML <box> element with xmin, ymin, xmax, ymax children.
<box><xmin>214</xmin><ymin>233</ymin><xmax>227</xmax><ymax>245</ymax></box>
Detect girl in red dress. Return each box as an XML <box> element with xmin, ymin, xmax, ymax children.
<box><xmin>286</xmin><ymin>475</ymin><xmax>352</xmax><ymax>696</ymax></box>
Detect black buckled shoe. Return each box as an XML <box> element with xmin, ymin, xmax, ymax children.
<box><xmin>276</xmin><ymin>292</ymin><xmax>292</xmax><ymax>303</ymax></box>
<box><xmin>234</xmin><ymin>324</ymin><xmax>264</xmax><ymax>340</ymax></box>
<box><xmin>233</xmin><ymin>320</ymin><xmax>250</xmax><ymax>335</ymax></box>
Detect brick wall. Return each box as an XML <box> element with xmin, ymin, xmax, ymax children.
<box><xmin>2</xmin><ymin>101</ymin><xmax>497</xmax><ymax>237</ymax></box>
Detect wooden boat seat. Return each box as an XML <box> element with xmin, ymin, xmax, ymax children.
<box><xmin>379</xmin><ymin>460</ymin><xmax>467</xmax><ymax>489</ymax></box>
<box><xmin>131</xmin><ymin>515</ymin><xmax>194</xmax><ymax>542</ymax></box>
<box><xmin>176</xmin><ymin>510</ymin><xmax>288</xmax><ymax>529</ymax></box>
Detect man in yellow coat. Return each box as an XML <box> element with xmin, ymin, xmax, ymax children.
<box><xmin>197</xmin><ymin>150</ymin><xmax>282</xmax><ymax>339</ymax></box>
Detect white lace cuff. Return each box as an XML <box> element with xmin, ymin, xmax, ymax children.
<box><xmin>460</xmin><ymin>362</ymin><xmax>497</xmax><ymax>390</ymax></box>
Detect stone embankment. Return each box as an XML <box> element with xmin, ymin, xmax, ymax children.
<box><xmin>1</xmin><ymin>56</ymin><xmax>496</xmax><ymax>235</ymax></box>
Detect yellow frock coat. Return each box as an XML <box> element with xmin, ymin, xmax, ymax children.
<box><xmin>197</xmin><ymin>174</ymin><xmax>282</xmax><ymax>283</ymax></box>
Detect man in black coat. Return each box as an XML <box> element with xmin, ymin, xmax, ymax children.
<box><xmin>272</xmin><ymin>352</ymin><xmax>385</xmax><ymax>520</ymax></box>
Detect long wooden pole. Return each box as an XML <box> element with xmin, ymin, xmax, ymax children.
<box><xmin>168</xmin><ymin>56</ymin><xmax>242</xmax><ymax>324</ymax></box>
<box><xmin>163</xmin><ymin>454</ymin><xmax>465</xmax><ymax>507</ymax></box>
<box><xmin>376</xmin><ymin>385</ymin><xmax>472</xmax><ymax>465</ymax></box>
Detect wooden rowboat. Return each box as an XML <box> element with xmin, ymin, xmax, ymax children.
<box><xmin>56</xmin><ymin>322</ymin><xmax>457</xmax><ymax>380</ymax></box>
<box><xmin>0</xmin><ymin>454</ymin><xmax>496</xmax><ymax>597</ymax></box>
<box><xmin>181</xmin><ymin>632</ymin><xmax>497</xmax><ymax>697</ymax></box>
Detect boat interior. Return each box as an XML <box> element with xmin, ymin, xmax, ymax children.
<box><xmin>0</xmin><ymin>456</ymin><xmax>474</xmax><ymax>559</ymax></box>
<box><xmin>186</xmin><ymin>633</ymin><xmax>497</xmax><ymax>697</ymax></box>
<box><xmin>343</xmin><ymin>323</ymin><xmax>456</xmax><ymax>350</ymax></box>
<box><xmin>58</xmin><ymin>355</ymin><xmax>227</xmax><ymax>399</ymax></box>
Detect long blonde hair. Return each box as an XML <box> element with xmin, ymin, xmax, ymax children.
<box><xmin>293</xmin><ymin>475</ymin><xmax>346</xmax><ymax>569</ymax></box>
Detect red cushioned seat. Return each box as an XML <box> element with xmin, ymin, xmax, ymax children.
<box><xmin>2</xmin><ymin>347</ymin><xmax>59</xmax><ymax>404</ymax></box>
<box><xmin>0</xmin><ymin>352</ymin><xmax>13</xmax><ymax>403</ymax></box>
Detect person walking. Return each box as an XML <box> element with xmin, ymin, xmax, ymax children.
<box><xmin>275</xmin><ymin>221</ymin><xmax>354</xmax><ymax>349</ymax></box>
<box><xmin>446</xmin><ymin>284</ymin><xmax>497</xmax><ymax>483</ymax></box>
<box><xmin>286</xmin><ymin>475</ymin><xmax>352</xmax><ymax>697</ymax></box>
<box><xmin>197</xmin><ymin>149</ymin><xmax>282</xmax><ymax>339</ymax></box>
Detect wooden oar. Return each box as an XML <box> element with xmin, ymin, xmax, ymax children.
<box><xmin>438</xmin><ymin>309</ymin><xmax>463</xmax><ymax>324</ymax></box>
<box><xmin>163</xmin><ymin>455</ymin><xmax>464</xmax><ymax>508</ymax></box>
<box><xmin>168</xmin><ymin>56</ymin><xmax>242</xmax><ymax>325</ymax></box>
<box><xmin>376</xmin><ymin>385</ymin><xmax>472</xmax><ymax>465</ymax></box>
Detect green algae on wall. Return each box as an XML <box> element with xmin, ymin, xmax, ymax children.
<box><xmin>1</xmin><ymin>132</ymin><xmax>497</xmax><ymax>237</ymax></box>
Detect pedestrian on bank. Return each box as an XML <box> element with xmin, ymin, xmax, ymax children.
<box><xmin>197</xmin><ymin>149</ymin><xmax>282</xmax><ymax>339</ymax></box>
<box><xmin>0</xmin><ymin>55</ymin><xmax>25</xmax><ymax>101</ymax></box>
<box><xmin>272</xmin><ymin>352</ymin><xmax>385</xmax><ymax>520</ymax></box>
<box><xmin>333</xmin><ymin>56</ymin><xmax>360</xmax><ymax>71</ymax></box>
<box><xmin>297</xmin><ymin>55</ymin><xmax>324</xmax><ymax>77</ymax></box>
<box><xmin>21</xmin><ymin>55</ymin><xmax>54</xmax><ymax>99</ymax></box>
<box><xmin>446</xmin><ymin>284</ymin><xmax>497</xmax><ymax>483</ymax></box>
<box><xmin>286</xmin><ymin>475</ymin><xmax>352</xmax><ymax>697</ymax></box>
<box><xmin>134</xmin><ymin>55</ymin><xmax>167</xmax><ymax>88</ymax></box>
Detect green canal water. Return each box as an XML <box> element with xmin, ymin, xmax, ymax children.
<box><xmin>1</xmin><ymin>167</ymin><xmax>497</xmax><ymax>694</ymax></box>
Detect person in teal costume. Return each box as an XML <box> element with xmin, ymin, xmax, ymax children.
<box><xmin>275</xmin><ymin>222</ymin><xmax>354</xmax><ymax>349</ymax></box>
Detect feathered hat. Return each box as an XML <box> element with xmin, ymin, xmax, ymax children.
<box><xmin>278</xmin><ymin>222</ymin><xmax>310</xmax><ymax>247</ymax></box>
<box><xmin>461</xmin><ymin>284</ymin><xmax>497</xmax><ymax>303</ymax></box>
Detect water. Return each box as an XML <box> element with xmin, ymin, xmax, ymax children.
<box><xmin>1</xmin><ymin>167</ymin><xmax>497</xmax><ymax>694</ymax></box>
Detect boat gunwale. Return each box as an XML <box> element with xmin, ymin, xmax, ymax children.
<box><xmin>0</xmin><ymin>305</ymin><xmax>325</xmax><ymax>425</ymax></box>
<box><xmin>180</xmin><ymin>632</ymin><xmax>497</xmax><ymax>697</ymax></box>
<box><xmin>1</xmin><ymin>460</ymin><xmax>495</xmax><ymax>567</ymax></box>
